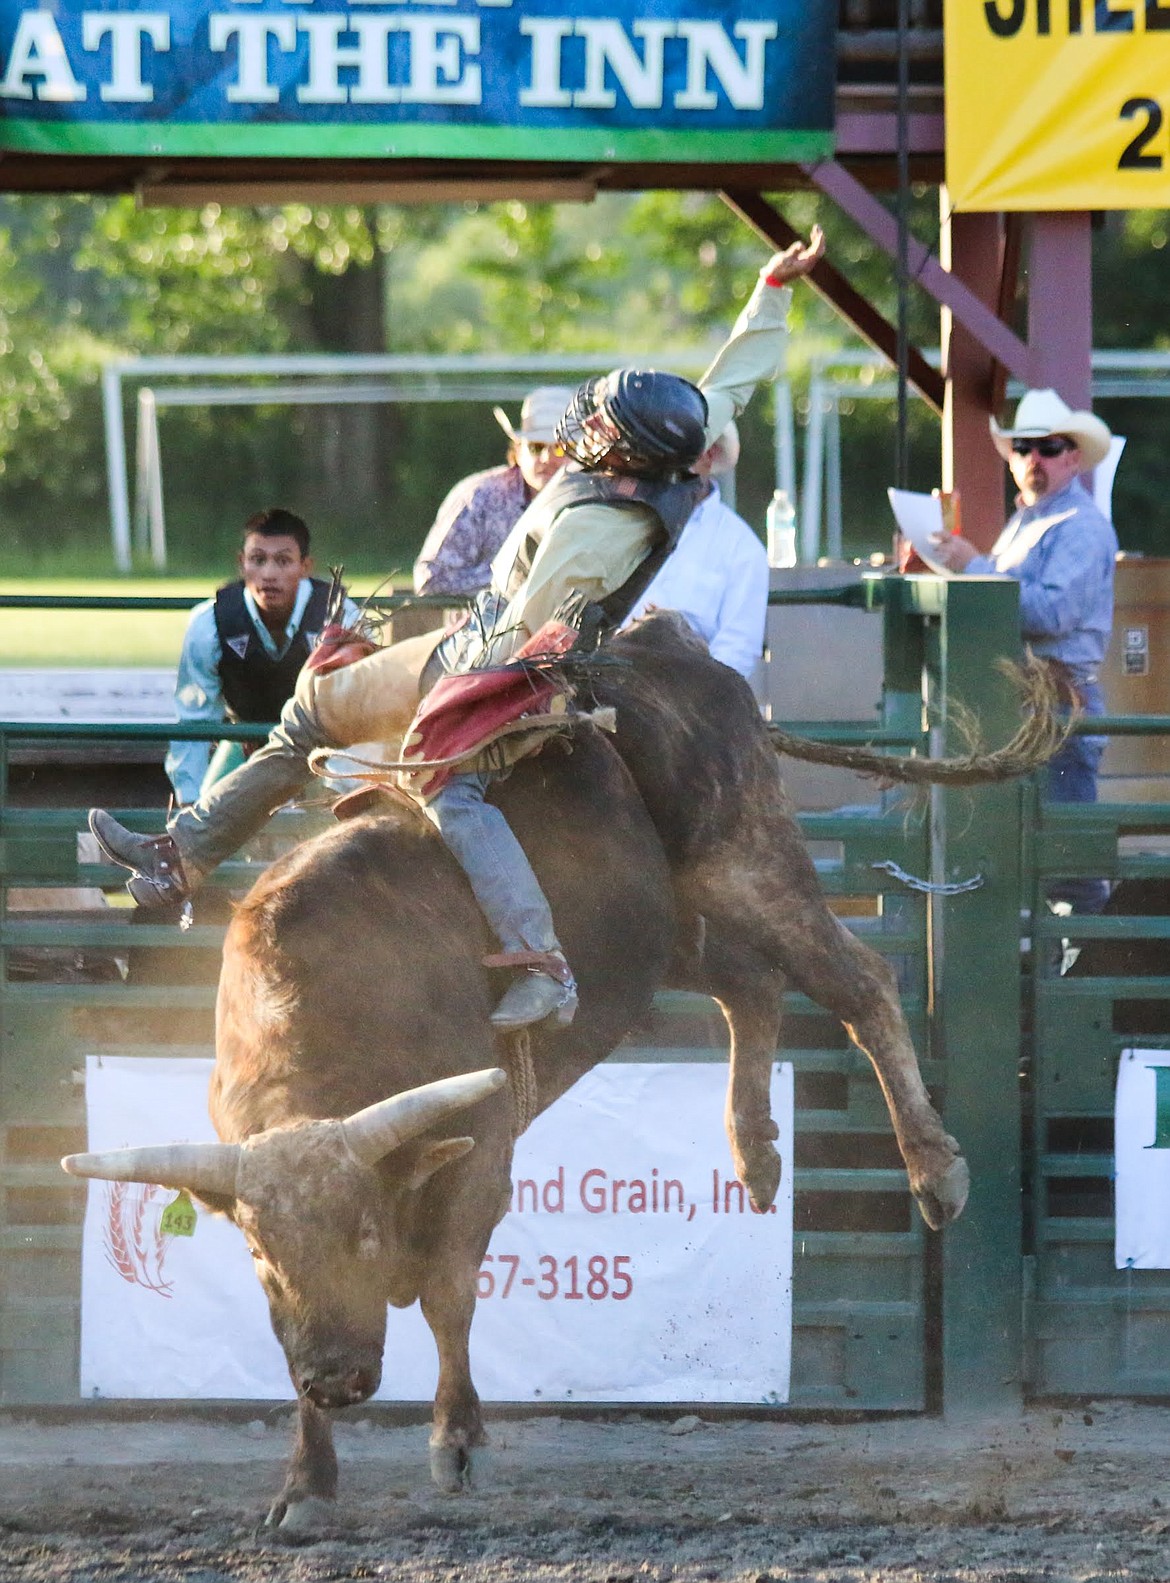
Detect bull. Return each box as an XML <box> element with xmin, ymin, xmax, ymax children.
<box><xmin>64</xmin><ymin>615</ymin><xmax>980</xmax><ymax>1532</ymax></box>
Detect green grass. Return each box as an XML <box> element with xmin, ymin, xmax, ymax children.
<box><xmin>0</xmin><ymin>576</ymin><xmax>391</xmax><ymax>667</ymax></box>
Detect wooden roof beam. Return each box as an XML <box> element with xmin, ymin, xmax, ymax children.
<box><xmin>719</xmin><ymin>187</ymin><xmax>946</xmax><ymax>414</ymax></box>
<box><xmin>801</xmin><ymin>160</ymin><xmax>1033</xmax><ymax>386</ymax></box>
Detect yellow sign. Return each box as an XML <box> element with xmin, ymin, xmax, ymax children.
<box><xmin>945</xmin><ymin>0</ymin><xmax>1170</xmax><ymax>211</ymax></box>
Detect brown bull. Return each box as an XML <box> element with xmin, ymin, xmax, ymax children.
<box><xmin>63</xmin><ymin>614</ymin><xmax>967</xmax><ymax>1533</ymax></box>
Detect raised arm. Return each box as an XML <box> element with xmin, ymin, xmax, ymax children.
<box><xmin>700</xmin><ymin>226</ymin><xmax>824</xmax><ymax>443</ymax></box>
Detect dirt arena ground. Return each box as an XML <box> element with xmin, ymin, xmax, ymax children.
<box><xmin>2</xmin><ymin>1402</ymin><xmax>1169</xmax><ymax>1583</ymax></box>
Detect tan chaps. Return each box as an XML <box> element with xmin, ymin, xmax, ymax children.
<box><xmin>304</xmin><ymin>629</ymin><xmax>442</xmax><ymax>747</ymax></box>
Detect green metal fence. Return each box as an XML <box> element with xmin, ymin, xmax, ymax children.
<box><xmin>0</xmin><ymin>579</ymin><xmax>1036</xmax><ymax>1411</ymax></box>
<box><xmin>1025</xmin><ymin>721</ymin><xmax>1170</xmax><ymax>1397</ymax></box>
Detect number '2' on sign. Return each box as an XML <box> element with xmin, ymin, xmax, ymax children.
<box><xmin>1119</xmin><ymin>97</ymin><xmax>1169</xmax><ymax>168</ymax></box>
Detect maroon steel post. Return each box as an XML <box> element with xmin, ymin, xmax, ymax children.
<box><xmin>940</xmin><ymin>204</ymin><xmax>1010</xmax><ymax>553</ymax></box>
<box><xmin>1027</xmin><ymin>212</ymin><xmax>1094</xmax><ymax>411</ymax></box>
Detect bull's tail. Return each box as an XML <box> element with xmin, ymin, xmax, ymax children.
<box><xmin>768</xmin><ymin>653</ymin><xmax>1074</xmax><ymax>787</ymax></box>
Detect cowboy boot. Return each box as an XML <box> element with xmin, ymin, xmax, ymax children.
<box><xmin>88</xmin><ymin>809</ymin><xmax>194</xmax><ymax>909</ymax></box>
<box><xmin>490</xmin><ymin>950</ymin><xmax>578</xmax><ymax>1032</ymax></box>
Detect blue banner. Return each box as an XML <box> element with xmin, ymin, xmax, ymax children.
<box><xmin>0</xmin><ymin>0</ymin><xmax>835</xmax><ymax>162</ymax></box>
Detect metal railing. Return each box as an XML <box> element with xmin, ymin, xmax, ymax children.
<box><xmin>1024</xmin><ymin>706</ymin><xmax>1170</xmax><ymax>1397</ymax></box>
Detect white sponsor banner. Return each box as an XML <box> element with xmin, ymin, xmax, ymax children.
<box><xmin>1115</xmin><ymin>1048</ymin><xmax>1170</xmax><ymax>1270</ymax></box>
<box><xmin>80</xmin><ymin>1056</ymin><xmax>793</xmax><ymax>1403</ymax></box>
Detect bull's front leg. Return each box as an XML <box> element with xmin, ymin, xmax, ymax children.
<box><xmin>671</xmin><ymin>921</ymin><xmax>786</xmax><ymax>1213</ymax></box>
<box><xmin>419</xmin><ymin>1269</ymin><xmax>486</xmax><ymax>1493</ymax></box>
<box><xmin>700</xmin><ymin>960</ymin><xmax>787</xmax><ymax>1213</ymax></box>
<box><xmin>265</xmin><ymin>1396</ymin><xmax>339</xmax><ymax>1535</ymax></box>
<box><xmin>717</xmin><ymin>977</ymin><xmax>786</xmax><ymax>1213</ymax></box>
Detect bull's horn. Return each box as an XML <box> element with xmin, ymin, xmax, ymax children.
<box><xmin>341</xmin><ymin>1068</ymin><xmax>508</xmax><ymax>1167</ymax></box>
<box><xmin>61</xmin><ymin>1142</ymin><xmax>241</xmax><ymax>1198</ymax></box>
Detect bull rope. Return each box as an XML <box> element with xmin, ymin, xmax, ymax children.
<box><xmin>505</xmin><ymin>1029</ymin><xmax>539</xmax><ymax>1136</ymax></box>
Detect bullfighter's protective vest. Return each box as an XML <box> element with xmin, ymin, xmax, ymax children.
<box><xmin>213</xmin><ymin>577</ymin><xmax>332</xmax><ymax>722</ymax></box>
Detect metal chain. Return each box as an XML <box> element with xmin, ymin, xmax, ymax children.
<box><xmin>871</xmin><ymin>860</ymin><xmax>985</xmax><ymax>896</ymax></box>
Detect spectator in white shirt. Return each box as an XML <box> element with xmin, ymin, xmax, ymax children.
<box><xmin>623</xmin><ymin>422</ymin><xmax>768</xmax><ymax>680</ymax></box>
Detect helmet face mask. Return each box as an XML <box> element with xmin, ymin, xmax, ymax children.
<box><xmin>557</xmin><ymin>370</ymin><xmax>708</xmax><ymax>475</ymax></box>
<box><xmin>577</xmin><ymin>400</ymin><xmax>627</xmax><ymax>467</ymax></box>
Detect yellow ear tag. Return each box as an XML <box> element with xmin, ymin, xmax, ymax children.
<box><xmin>160</xmin><ymin>1189</ymin><xmax>197</xmax><ymax>1238</ymax></box>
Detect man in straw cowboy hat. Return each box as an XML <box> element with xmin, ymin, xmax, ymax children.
<box><xmin>931</xmin><ymin>388</ymin><xmax>1118</xmax><ymax>908</ymax></box>
<box><xmin>413</xmin><ymin>386</ymin><xmax>574</xmax><ymax>597</ymax></box>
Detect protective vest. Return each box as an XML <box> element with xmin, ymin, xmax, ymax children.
<box><xmin>496</xmin><ymin>469</ymin><xmax>705</xmax><ymax>614</ymax></box>
<box><xmin>422</xmin><ymin>471</ymin><xmax>704</xmax><ymax>690</ymax></box>
<box><xmin>213</xmin><ymin>577</ymin><xmax>333</xmax><ymax>722</ymax></box>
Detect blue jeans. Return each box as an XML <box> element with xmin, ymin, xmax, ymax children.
<box><xmin>424</xmin><ymin>770</ymin><xmax>559</xmax><ymax>955</ymax></box>
<box><xmin>1046</xmin><ymin>680</ymin><xmax>1109</xmax><ymax>914</ymax></box>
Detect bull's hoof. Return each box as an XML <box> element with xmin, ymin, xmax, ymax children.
<box><xmin>264</xmin><ymin>1494</ymin><xmax>338</xmax><ymax>1540</ymax></box>
<box><xmin>429</xmin><ymin>1443</ymin><xmax>490</xmax><ymax>1493</ymax></box>
<box><xmin>733</xmin><ymin>1139</ymin><xmax>782</xmax><ymax>1214</ymax></box>
<box><xmin>913</xmin><ymin>1155</ymin><xmax>970</xmax><ymax>1230</ymax></box>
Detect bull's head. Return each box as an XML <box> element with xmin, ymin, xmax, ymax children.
<box><xmin>62</xmin><ymin>1068</ymin><xmax>507</xmax><ymax>1409</ymax></box>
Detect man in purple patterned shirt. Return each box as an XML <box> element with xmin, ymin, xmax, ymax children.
<box><xmin>413</xmin><ymin>386</ymin><xmax>574</xmax><ymax>596</ymax></box>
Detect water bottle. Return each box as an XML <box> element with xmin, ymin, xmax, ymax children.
<box><xmin>766</xmin><ymin>488</ymin><xmax>797</xmax><ymax>569</ymax></box>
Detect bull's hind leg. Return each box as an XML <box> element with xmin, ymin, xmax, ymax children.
<box><xmin>265</xmin><ymin>1396</ymin><xmax>339</xmax><ymax>1535</ymax></box>
<box><xmin>684</xmin><ymin>850</ymin><xmax>968</xmax><ymax>1231</ymax></box>
<box><xmin>789</xmin><ymin>914</ymin><xmax>969</xmax><ymax>1228</ymax></box>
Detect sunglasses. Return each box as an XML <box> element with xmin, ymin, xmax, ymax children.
<box><xmin>1011</xmin><ymin>436</ymin><xmax>1076</xmax><ymax>458</ymax></box>
<box><xmin>519</xmin><ymin>441</ymin><xmax>563</xmax><ymax>458</ymax></box>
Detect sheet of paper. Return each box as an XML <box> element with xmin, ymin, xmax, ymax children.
<box><xmin>886</xmin><ymin>488</ymin><xmax>951</xmax><ymax>574</ymax></box>
<box><xmin>1093</xmin><ymin>435</ymin><xmax>1126</xmax><ymax>523</ymax></box>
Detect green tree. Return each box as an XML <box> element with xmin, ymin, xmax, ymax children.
<box><xmin>16</xmin><ymin>182</ymin><xmax>1131</xmax><ymax>573</ymax></box>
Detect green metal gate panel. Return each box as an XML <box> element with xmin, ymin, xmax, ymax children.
<box><xmin>1028</xmin><ymin>793</ymin><xmax>1170</xmax><ymax>1397</ymax></box>
<box><xmin>928</xmin><ymin>578</ymin><xmax>1028</xmax><ymax>1411</ymax></box>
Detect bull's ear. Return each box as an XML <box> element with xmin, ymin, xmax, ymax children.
<box><xmin>191</xmin><ymin>1189</ymin><xmax>237</xmax><ymax>1219</ymax></box>
<box><xmin>402</xmin><ymin>1136</ymin><xmax>475</xmax><ymax>1190</ymax></box>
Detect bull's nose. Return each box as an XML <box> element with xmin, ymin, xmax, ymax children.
<box><xmin>300</xmin><ymin>1365</ymin><xmax>379</xmax><ymax>1408</ymax></box>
